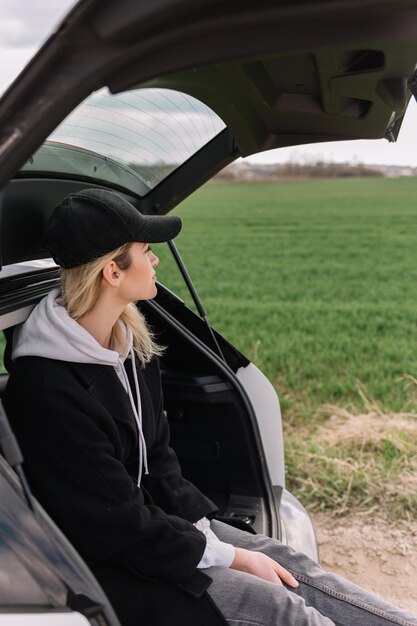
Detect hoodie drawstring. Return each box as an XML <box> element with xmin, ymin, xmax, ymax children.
<box><xmin>119</xmin><ymin>350</ymin><xmax>149</xmax><ymax>486</ymax></box>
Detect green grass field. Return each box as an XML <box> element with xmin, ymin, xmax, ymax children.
<box><xmin>155</xmin><ymin>177</ymin><xmax>417</xmax><ymax>418</ymax></box>
<box><xmin>154</xmin><ymin>176</ymin><xmax>417</xmax><ymax>515</ymax></box>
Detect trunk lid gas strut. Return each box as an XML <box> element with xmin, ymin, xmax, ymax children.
<box><xmin>167</xmin><ymin>240</ymin><xmax>227</xmax><ymax>363</ymax></box>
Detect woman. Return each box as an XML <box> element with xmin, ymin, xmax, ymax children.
<box><xmin>4</xmin><ymin>188</ymin><xmax>417</xmax><ymax>626</ymax></box>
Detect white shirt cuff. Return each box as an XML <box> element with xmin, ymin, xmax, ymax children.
<box><xmin>194</xmin><ymin>517</ymin><xmax>235</xmax><ymax>569</ymax></box>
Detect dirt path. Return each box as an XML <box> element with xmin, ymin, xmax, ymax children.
<box><xmin>312</xmin><ymin>512</ymin><xmax>417</xmax><ymax>615</ymax></box>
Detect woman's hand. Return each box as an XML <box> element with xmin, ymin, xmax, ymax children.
<box><xmin>230</xmin><ymin>547</ymin><xmax>299</xmax><ymax>588</ymax></box>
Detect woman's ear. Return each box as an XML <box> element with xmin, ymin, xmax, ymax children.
<box><xmin>102</xmin><ymin>260</ymin><xmax>122</xmax><ymax>287</ymax></box>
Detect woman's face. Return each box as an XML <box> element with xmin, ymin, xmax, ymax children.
<box><xmin>118</xmin><ymin>242</ymin><xmax>159</xmax><ymax>303</ymax></box>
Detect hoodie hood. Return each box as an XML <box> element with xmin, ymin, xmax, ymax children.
<box><xmin>12</xmin><ymin>287</ymin><xmax>148</xmax><ymax>485</ymax></box>
<box><xmin>12</xmin><ymin>287</ymin><xmax>131</xmax><ymax>365</ymax></box>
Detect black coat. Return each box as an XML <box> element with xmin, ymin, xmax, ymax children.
<box><xmin>4</xmin><ymin>354</ymin><xmax>228</xmax><ymax>626</ymax></box>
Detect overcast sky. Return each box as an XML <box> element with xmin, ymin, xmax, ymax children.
<box><xmin>1</xmin><ymin>0</ymin><xmax>416</xmax><ymax>167</ymax></box>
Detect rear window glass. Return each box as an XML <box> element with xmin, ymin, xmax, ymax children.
<box><xmin>21</xmin><ymin>88</ymin><xmax>226</xmax><ymax>195</ymax></box>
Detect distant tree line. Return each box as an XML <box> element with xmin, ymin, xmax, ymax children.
<box><xmin>216</xmin><ymin>160</ymin><xmax>384</xmax><ymax>180</ymax></box>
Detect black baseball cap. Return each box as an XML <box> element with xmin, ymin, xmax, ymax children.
<box><xmin>43</xmin><ymin>188</ymin><xmax>182</xmax><ymax>268</ymax></box>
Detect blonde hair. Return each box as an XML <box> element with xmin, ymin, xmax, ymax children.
<box><xmin>60</xmin><ymin>243</ymin><xmax>164</xmax><ymax>365</ymax></box>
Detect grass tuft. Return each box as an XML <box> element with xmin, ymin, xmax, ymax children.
<box><xmin>284</xmin><ymin>407</ymin><xmax>417</xmax><ymax>520</ymax></box>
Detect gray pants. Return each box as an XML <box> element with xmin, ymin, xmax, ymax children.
<box><xmin>206</xmin><ymin>520</ymin><xmax>417</xmax><ymax>626</ymax></box>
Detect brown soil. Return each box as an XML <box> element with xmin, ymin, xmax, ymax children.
<box><xmin>312</xmin><ymin>512</ymin><xmax>417</xmax><ymax>615</ymax></box>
